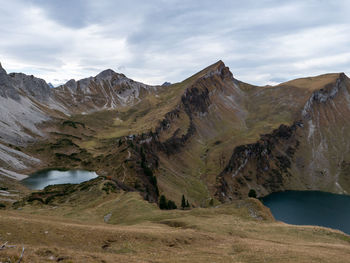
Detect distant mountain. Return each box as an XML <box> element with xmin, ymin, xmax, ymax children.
<box><xmin>162</xmin><ymin>81</ymin><xmax>171</xmax><ymax>86</ymax></box>
<box><xmin>0</xmin><ymin>60</ymin><xmax>349</xmax><ymax>206</ymax></box>
<box><xmin>53</xmin><ymin>69</ymin><xmax>158</xmax><ymax>114</ymax></box>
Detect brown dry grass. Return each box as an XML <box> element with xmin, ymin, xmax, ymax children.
<box><xmin>0</xmin><ymin>196</ymin><xmax>349</xmax><ymax>262</ymax></box>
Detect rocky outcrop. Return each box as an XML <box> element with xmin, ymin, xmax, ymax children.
<box><xmin>216</xmin><ymin>122</ymin><xmax>302</xmax><ymax>201</ymax></box>
<box><xmin>8</xmin><ymin>72</ymin><xmax>52</xmax><ymax>102</ymax></box>
<box><xmin>0</xmin><ymin>63</ymin><xmax>53</xmax><ymax>148</ymax></box>
<box><xmin>52</xmin><ymin>69</ymin><xmax>158</xmax><ymax>113</ymax></box>
<box><xmin>0</xmin><ymin>63</ymin><xmax>20</xmax><ymax>100</ymax></box>
<box><xmin>302</xmin><ymin>73</ymin><xmax>347</xmax><ymax>119</ymax></box>
<box><xmin>0</xmin><ymin>63</ymin><xmax>161</xmax><ymax>171</ymax></box>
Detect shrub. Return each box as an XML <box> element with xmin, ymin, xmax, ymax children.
<box><xmin>27</xmin><ymin>196</ymin><xmax>44</xmax><ymax>203</ymax></box>
<box><xmin>159</xmin><ymin>195</ymin><xmax>168</xmax><ymax>210</ymax></box>
<box><xmin>102</xmin><ymin>182</ymin><xmax>117</xmax><ymax>194</ymax></box>
<box><xmin>248</xmin><ymin>189</ymin><xmax>257</xmax><ymax>198</ymax></box>
<box><xmin>181</xmin><ymin>194</ymin><xmax>186</xmax><ymax>209</ymax></box>
<box><xmin>209</xmin><ymin>198</ymin><xmax>214</xmax><ymax>206</ymax></box>
<box><xmin>167</xmin><ymin>200</ymin><xmax>177</xmax><ymax>209</ymax></box>
<box><xmin>143</xmin><ymin>166</ymin><xmax>153</xmax><ymax>177</ymax></box>
<box><xmin>159</xmin><ymin>195</ymin><xmax>177</xmax><ymax>210</ymax></box>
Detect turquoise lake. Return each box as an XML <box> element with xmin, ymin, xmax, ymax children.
<box><xmin>262</xmin><ymin>191</ymin><xmax>350</xmax><ymax>235</ymax></box>
<box><xmin>22</xmin><ymin>169</ymin><xmax>98</xmax><ymax>190</ymax></box>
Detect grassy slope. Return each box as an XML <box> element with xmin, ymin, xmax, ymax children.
<box><xmin>288</xmin><ymin>73</ymin><xmax>350</xmax><ymax>193</ymax></box>
<box><xmin>1</xmin><ymin>193</ymin><xmax>350</xmax><ymax>262</ymax></box>
<box><xmin>2</xmin><ymin>69</ymin><xmax>350</xmax><ymax>262</ymax></box>
<box><xmin>155</xmin><ymin>72</ymin><xmax>343</xmax><ymax>204</ymax></box>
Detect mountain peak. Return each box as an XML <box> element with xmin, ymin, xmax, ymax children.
<box><xmin>96</xmin><ymin>69</ymin><xmax>117</xmax><ymax>80</ymax></box>
<box><xmin>200</xmin><ymin>60</ymin><xmax>233</xmax><ymax>81</ymax></box>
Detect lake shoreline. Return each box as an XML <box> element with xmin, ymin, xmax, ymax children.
<box><xmin>21</xmin><ymin>169</ymin><xmax>99</xmax><ymax>190</ymax></box>
<box><xmin>262</xmin><ymin>190</ymin><xmax>350</xmax><ymax>235</ymax></box>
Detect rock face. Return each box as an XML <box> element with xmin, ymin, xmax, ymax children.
<box><xmin>216</xmin><ymin>73</ymin><xmax>350</xmax><ymax>200</ymax></box>
<box><xmin>52</xmin><ymin>69</ymin><xmax>158</xmax><ymax>113</ymax></box>
<box><xmin>1</xmin><ymin>60</ymin><xmax>350</xmax><ymax>204</ymax></box>
<box><xmin>0</xmin><ymin>64</ymin><xmax>159</xmax><ymax>143</ymax></box>
<box><xmin>216</xmin><ymin>122</ymin><xmax>302</xmax><ymax>201</ymax></box>
<box><xmin>0</xmin><ymin>63</ymin><xmax>159</xmax><ymax>171</ymax></box>
<box><xmin>0</xmin><ymin>63</ymin><xmax>20</xmax><ymax>100</ymax></box>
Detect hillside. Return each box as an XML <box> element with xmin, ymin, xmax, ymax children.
<box><xmin>1</xmin><ymin>60</ymin><xmax>350</xmax><ymax>262</ymax></box>
<box><xmin>1</xmin><ymin>61</ymin><xmax>350</xmax><ymax>206</ymax></box>
<box><xmin>1</xmin><ymin>193</ymin><xmax>350</xmax><ymax>262</ymax></box>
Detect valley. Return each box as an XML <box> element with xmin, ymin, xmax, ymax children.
<box><xmin>1</xmin><ymin>60</ymin><xmax>350</xmax><ymax>262</ymax></box>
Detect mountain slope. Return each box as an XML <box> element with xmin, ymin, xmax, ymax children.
<box><xmin>0</xmin><ymin>61</ymin><xmax>350</xmax><ymax>207</ymax></box>
<box><xmin>216</xmin><ymin>73</ymin><xmax>350</xmax><ymax>200</ymax></box>
<box><xmin>53</xmin><ymin>69</ymin><xmax>159</xmax><ymax>113</ymax></box>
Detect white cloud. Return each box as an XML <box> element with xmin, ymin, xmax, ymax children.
<box><xmin>0</xmin><ymin>0</ymin><xmax>349</xmax><ymax>86</ymax></box>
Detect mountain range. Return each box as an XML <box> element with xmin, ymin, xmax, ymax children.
<box><xmin>1</xmin><ymin>60</ymin><xmax>350</xmax><ymax>206</ymax></box>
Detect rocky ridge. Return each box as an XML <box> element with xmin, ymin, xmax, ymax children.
<box><xmin>0</xmin><ymin>60</ymin><xmax>350</xmax><ymax>206</ymax></box>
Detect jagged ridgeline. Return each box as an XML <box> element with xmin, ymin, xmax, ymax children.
<box><xmin>1</xmin><ymin>60</ymin><xmax>350</xmax><ymax>206</ymax></box>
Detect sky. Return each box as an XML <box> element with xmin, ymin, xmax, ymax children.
<box><xmin>0</xmin><ymin>0</ymin><xmax>350</xmax><ymax>86</ymax></box>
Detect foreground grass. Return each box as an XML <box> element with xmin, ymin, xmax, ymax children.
<box><xmin>0</xmin><ymin>193</ymin><xmax>350</xmax><ymax>262</ymax></box>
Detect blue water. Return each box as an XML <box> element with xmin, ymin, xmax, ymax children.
<box><xmin>22</xmin><ymin>169</ymin><xmax>98</xmax><ymax>190</ymax></box>
<box><xmin>262</xmin><ymin>191</ymin><xmax>350</xmax><ymax>235</ymax></box>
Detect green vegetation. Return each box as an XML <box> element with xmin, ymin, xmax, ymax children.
<box><xmin>159</xmin><ymin>195</ymin><xmax>167</xmax><ymax>209</ymax></box>
<box><xmin>159</xmin><ymin>195</ymin><xmax>177</xmax><ymax>210</ymax></box>
<box><xmin>181</xmin><ymin>194</ymin><xmax>186</xmax><ymax>209</ymax></box>
<box><xmin>167</xmin><ymin>199</ymin><xmax>177</xmax><ymax>209</ymax></box>
<box><xmin>248</xmin><ymin>189</ymin><xmax>257</xmax><ymax>198</ymax></box>
<box><xmin>62</xmin><ymin>120</ymin><xmax>85</xmax><ymax>129</ymax></box>
<box><xmin>181</xmin><ymin>194</ymin><xmax>190</xmax><ymax>209</ymax></box>
<box><xmin>209</xmin><ymin>198</ymin><xmax>214</xmax><ymax>206</ymax></box>
<box><xmin>102</xmin><ymin>181</ymin><xmax>117</xmax><ymax>194</ymax></box>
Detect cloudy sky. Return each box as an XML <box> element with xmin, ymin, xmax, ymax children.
<box><xmin>0</xmin><ymin>0</ymin><xmax>349</xmax><ymax>86</ymax></box>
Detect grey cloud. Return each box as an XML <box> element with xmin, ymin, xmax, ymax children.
<box><xmin>0</xmin><ymin>0</ymin><xmax>350</xmax><ymax>86</ymax></box>
<box><xmin>27</xmin><ymin>0</ymin><xmax>90</xmax><ymax>28</ymax></box>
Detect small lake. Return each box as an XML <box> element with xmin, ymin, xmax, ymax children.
<box><xmin>22</xmin><ymin>169</ymin><xmax>98</xmax><ymax>190</ymax></box>
<box><xmin>262</xmin><ymin>191</ymin><xmax>350</xmax><ymax>235</ymax></box>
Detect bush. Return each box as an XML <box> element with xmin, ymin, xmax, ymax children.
<box><xmin>143</xmin><ymin>166</ymin><xmax>153</xmax><ymax>177</ymax></box>
<box><xmin>209</xmin><ymin>198</ymin><xmax>214</xmax><ymax>206</ymax></box>
<box><xmin>0</xmin><ymin>203</ymin><xmax>6</xmax><ymax>209</ymax></box>
<box><xmin>159</xmin><ymin>195</ymin><xmax>168</xmax><ymax>210</ymax></box>
<box><xmin>27</xmin><ymin>196</ymin><xmax>44</xmax><ymax>203</ymax></box>
<box><xmin>102</xmin><ymin>182</ymin><xmax>117</xmax><ymax>194</ymax></box>
<box><xmin>181</xmin><ymin>195</ymin><xmax>191</xmax><ymax>209</ymax></box>
<box><xmin>181</xmin><ymin>194</ymin><xmax>186</xmax><ymax>209</ymax></box>
<box><xmin>248</xmin><ymin>189</ymin><xmax>257</xmax><ymax>198</ymax></box>
<box><xmin>167</xmin><ymin>200</ymin><xmax>177</xmax><ymax>209</ymax></box>
<box><xmin>159</xmin><ymin>195</ymin><xmax>177</xmax><ymax>210</ymax></box>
